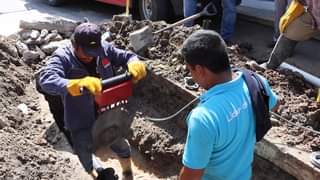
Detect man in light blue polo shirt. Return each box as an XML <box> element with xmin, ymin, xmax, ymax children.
<box><xmin>179</xmin><ymin>30</ymin><xmax>278</xmax><ymax>180</ymax></box>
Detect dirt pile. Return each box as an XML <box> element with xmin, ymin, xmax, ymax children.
<box><xmin>0</xmin><ymin>17</ymin><xmax>319</xmax><ymax>179</ymax></box>
<box><xmin>0</xmin><ymin>34</ymin><xmax>88</xmax><ymax>179</ymax></box>
<box><xmin>101</xmin><ymin>19</ymin><xmax>320</xmax><ymax>153</ymax></box>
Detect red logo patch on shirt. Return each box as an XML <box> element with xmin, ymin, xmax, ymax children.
<box><xmin>102</xmin><ymin>58</ymin><xmax>110</xmax><ymax>68</ymax></box>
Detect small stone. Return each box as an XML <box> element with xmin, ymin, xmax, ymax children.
<box><xmin>40</xmin><ymin>29</ymin><xmax>49</xmax><ymax>38</ymax></box>
<box><xmin>22</xmin><ymin>50</ymin><xmax>40</xmax><ymax>64</ymax></box>
<box><xmin>41</xmin><ymin>39</ymin><xmax>71</xmax><ymax>54</ymax></box>
<box><xmin>30</xmin><ymin>30</ymin><xmax>40</xmax><ymax>40</ymax></box>
<box><xmin>15</xmin><ymin>41</ymin><xmax>29</xmax><ymax>56</ymax></box>
<box><xmin>19</xmin><ymin>29</ymin><xmax>33</xmax><ymax>40</ymax></box>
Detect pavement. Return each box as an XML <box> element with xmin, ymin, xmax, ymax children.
<box><xmin>0</xmin><ymin>0</ymin><xmax>122</xmax><ymax>36</ymax></box>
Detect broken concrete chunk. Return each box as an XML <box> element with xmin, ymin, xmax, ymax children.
<box><xmin>129</xmin><ymin>25</ymin><xmax>153</xmax><ymax>52</ymax></box>
<box><xmin>112</xmin><ymin>14</ymin><xmax>132</xmax><ymax>22</ymax></box>
<box><xmin>30</xmin><ymin>30</ymin><xmax>40</xmax><ymax>40</ymax></box>
<box><xmin>40</xmin><ymin>39</ymin><xmax>71</xmax><ymax>54</ymax></box>
<box><xmin>19</xmin><ymin>17</ymin><xmax>77</xmax><ymax>37</ymax></box>
<box><xmin>15</xmin><ymin>41</ymin><xmax>29</xmax><ymax>56</ymax></box>
<box><xmin>35</xmin><ymin>46</ymin><xmax>46</xmax><ymax>59</ymax></box>
<box><xmin>35</xmin><ymin>36</ymin><xmax>45</xmax><ymax>45</ymax></box>
<box><xmin>18</xmin><ymin>29</ymin><xmax>33</xmax><ymax>40</ymax></box>
<box><xmin>43</xmin><ymin>33</ymin><xmax>58</xmax><ymax>44</ymax></box>
<box><xmin>22</xmin><ymin>50</ymin><xmax>40</xmax><ymax>64</ymax></box>
<box><xmin>0</xmin><ymin>36</ymin><xmax>19</xmax><ymax>58</ymax></box>
<box><xmin>51</xmin><ymin>29</ymin><xmax>58</xmax><ymax>34</ymax></box>
<box><xmin>24</xmin><ymin>38</ymin><xmax>36</xmax><ymax>45</ymax></box>
<box><xmin>52</xmin><ymin>34</ymin><xmax>63</xmax><ymax>42</ymax></box>
<box><xmin>40</xmin><ymin>29</ymin><xmax>49</xmax><ymax>38</ymax></box>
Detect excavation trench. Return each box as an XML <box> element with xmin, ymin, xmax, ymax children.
<box><xmin>1</xmin><ymin>17</ymin><xmax>320</xmax><ymax>179</ymax></box>
<box><xmin>42</xmin><ymin>70</ymin><xmax>297</xmax><ymax>179</ymax></box>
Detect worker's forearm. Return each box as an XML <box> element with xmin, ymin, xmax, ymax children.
<box><xmin>179</xmin><ymin>166</ymin><xmax>203</xmax><ymax>180</ymax></box>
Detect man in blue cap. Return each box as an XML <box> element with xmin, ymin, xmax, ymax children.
<box><xmin>38</xmin><ymin>22</ymin><xmax>146</xmax><ymax>179</ymax></box>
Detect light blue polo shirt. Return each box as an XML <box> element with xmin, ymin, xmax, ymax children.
<box><xmin>182</xmin><ymin>72</ymin><xmax>277</xmax><ymax>180</ymax></box>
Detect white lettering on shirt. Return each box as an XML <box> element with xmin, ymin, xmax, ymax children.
<box><xmin>227</xmin><ymin>101</ymin><xmax>248</xmax><ymax>122</ymax></box>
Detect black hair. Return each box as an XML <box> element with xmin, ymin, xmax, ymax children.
<box><xmin>181</xmin><ymin>30</ymin><xmax>230</xmax><ymax>74</ymax></box>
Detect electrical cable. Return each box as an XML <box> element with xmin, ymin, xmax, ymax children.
<box><xmin>145</xmin><ymin>97</ymin><xmax>199</xmax><ymax>121</ymax></box>
<box><xmin>145</xmin><ymin>96</ymin><xmax>320</xmax><ymax>136</ymax></box>
<box><xmin>269</xmin><ymin>111</ymin><xmax>320</xmax><ymax>135</ymax></box>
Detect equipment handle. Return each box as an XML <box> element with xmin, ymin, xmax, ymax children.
<box><xmin>80</xmin><ymin>72</ymin><xmax>131</xmax><ymax>94</ymax></box>
<box><xmin>154</xmin><ymin>2</ymin><xmax>217</xmax><ymax>34</ymax></box>
<box><xmin>101</xmin><ymin>72</ymin><xmax>131</xmax><ymax>89</ymax></box>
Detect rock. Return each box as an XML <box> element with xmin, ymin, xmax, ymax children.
<box><xmin>52</xmin><ymin>34</ymin><xmax>63</xmax><ymax>42</ymax></box>
<box><xmin>24</xmin><ymin>38</ymin><xmax>36</xmax><ymax>45</ymax></box>
<box><xmin>22</xmin><ymin>50</ymin><xmax>40</xmax><ymax>64</ymax></box>
<box><xmin>35</xmin><ymin>36</ymin><xmax>45</xmax><ymax>45</ymax></box>
<box><xmin>129</xmin><ymin>25</ymin><xmax>153</xmax><ymax>52</ymax></box>
<box><xmin>112</xmin><ymin>14</ymin><xmax>132</xmax><ymax>22</ymax></box>
<box><xmin>40</xmin><ymin>29</ymin><xmax>49</xmax><ymax>38</ymax></box>
<box><xmin>19</xmin><ymin>17</ymin><xmax>77</xmax><ymax>37</ymax></box>
<box><xmin>35</xmin><ymin>46</ymin><xmax>46</xmax><ymax>59</ymax></box>
<box><xmin>40</xmin><ymin>39</ymin><xmax>71</xmax><ymax>54</ymax></box>
<box><xmin>18</xmin><ymin>29</ymin><xmax>33</xmax><ymax>40</ymax></box>
<box><xmin>0</xmin><ymin>119</ymin><xmax>8</xmax><ymax>129</ymax></box>
<box><xmin>30</xmin><ymin>30</ymin><xmax>40</xmax><ymax>40</ymax></box>
<box><xmin>43</xmin><ymin>33</ymin><xmax>58</xmax><ymax>44</ymax></box>
<box><xmin>15</xmin><ymin>41</ymin><xmax>29</xmax><ymax>56</ymax></box>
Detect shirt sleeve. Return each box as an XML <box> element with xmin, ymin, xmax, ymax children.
<box><xmin>182</xmin><ymin>108</ymin><xmax>216</xmax><ymax>169</ymax></box>
<box><xmin>102</xmin><ymin>41</ymin><xmax>138</xmax><ymax>67</ymax></box>
<box><xmin>258</xmin><ymin>75</ymin><xmax>278</xmax><ymax>110</ymax></box>
<box><xmin>39</xmin><ymin>55</ymin><xmax>69</xmax><ymax>96</ymax></box>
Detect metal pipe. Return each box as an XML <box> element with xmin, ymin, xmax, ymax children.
<box><xmin>280</xmin><ymin>62</ymin><xmax>320</xmax><ymax>87</ymax></box>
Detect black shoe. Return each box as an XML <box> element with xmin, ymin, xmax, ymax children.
<box><xmin>96</xmin><ymin>168</ymin><xmax>119</xmax><ymax>180</ymax></box>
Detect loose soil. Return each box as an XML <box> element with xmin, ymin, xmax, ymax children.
<box><xmin>0</xmin><ymin>17</ymin><xmax>319</xmax><ymax>180</ymax></box>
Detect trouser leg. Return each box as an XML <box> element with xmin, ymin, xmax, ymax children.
<box><xmin>266</xmin><ymin>34</ymin><xmax>297</xmax><ymax>69</ymax></box>
<box><xmin>220</xmin><ymin>0</ymin><xmax>237</xmax><ymax>41</ymax></box>
<box><xmin>183</xmin><ymin>0</ymin><xmax>198</xmax><ymax>27</ymax></box>
<box><xmin>71</xmin><ymin>129</ymin><xmax>94</xmax><ymax>173</ymax></box>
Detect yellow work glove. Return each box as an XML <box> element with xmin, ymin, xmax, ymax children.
<box><xmin>317</xmin><ymin>88</ymin><xmax>320</xmax><ymax>103</ymax></box>
<box><xmin>127</xmin><ymin>60</ymin><xmax>147</xmax><ymax>83</ymax></box>
<box><xmin>67</xmin><ymin>76</ymin><xmax>102</xmax><ymax>96</ymax></box>
<box><xmin>279</xmin><ymin>0</ymin><xmax>304</xmax><ymax>33</ymax></box>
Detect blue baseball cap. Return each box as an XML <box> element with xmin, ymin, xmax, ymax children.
<box><xmin>73</xmin><ymin>23</ymin><xmax>102</xmax><ymax>57</ymax></box>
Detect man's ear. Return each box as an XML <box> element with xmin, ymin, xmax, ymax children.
<box><xmin>195</xmin><ymin>65</ymin><xmax>206</xmax><ymax>76</ymax></box>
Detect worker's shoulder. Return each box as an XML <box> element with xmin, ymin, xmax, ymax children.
<box><xmin>51</xmin><ymin>44</ymin><xmax>74</xmax><ymax>59</ymax></box>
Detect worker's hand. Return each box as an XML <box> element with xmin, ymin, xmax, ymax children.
<box><xmin>279</xmin><ymin>0</ymin><xmax>304</xmax><ymax>33</ymax></box>
<box><xmin>67</xmin><ymin>76</ymin><xmax>102</xmax><ymax>96</ymax></box>
<box><xmin>127</xmin><ymin>60</ymin><xmax>147</xmax><ymax>83</ymax></box>
<box><xmin>317</xmin><ymin>88</ymin><xmax>320</xmax><ymax>103</ymax></box>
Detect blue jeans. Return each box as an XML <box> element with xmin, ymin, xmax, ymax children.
<box><xmin>183</xmin><ymin>0</ymin><xmax>198</xmax><ymax>27</ymax></box>
<box><xmin>221</xmin><ymin>0</ymin><xmax>238</xmax><ymax>41</ymax></box>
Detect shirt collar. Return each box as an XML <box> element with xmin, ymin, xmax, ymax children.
<box><xmin>199</xmin><ymin>72</ymin><xmax>243</xmax><ymax>103</ymax></box>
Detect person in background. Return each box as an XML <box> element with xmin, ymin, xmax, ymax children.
<box><xmin>179</xmin><ymin>30</ymin><xmax>278</xmax><ymax>180</ymax></box>
<box><xmin>184</xmin><ymin>0</ymin><xmax>241</xmax><ymax>44</ymax></box>
<box><xmin>265</xmin><ymin>0</ymin><xmax>320</xmax><ymax>69</ymax></box>
<box><xmin>269</xmin><ymin>0</ymin><xmax>292</xmax><ymax>48</ymax></box>
<box><xmin>38</xmin><ymin>22</ymin><xmax>146</xmax><ymax>179</ymax></box>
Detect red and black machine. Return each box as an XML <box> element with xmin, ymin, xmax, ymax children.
<box><xmin>94</xmin><ymin>72</ymin><xmax>133</xmax><ymax>112</ymax></box>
